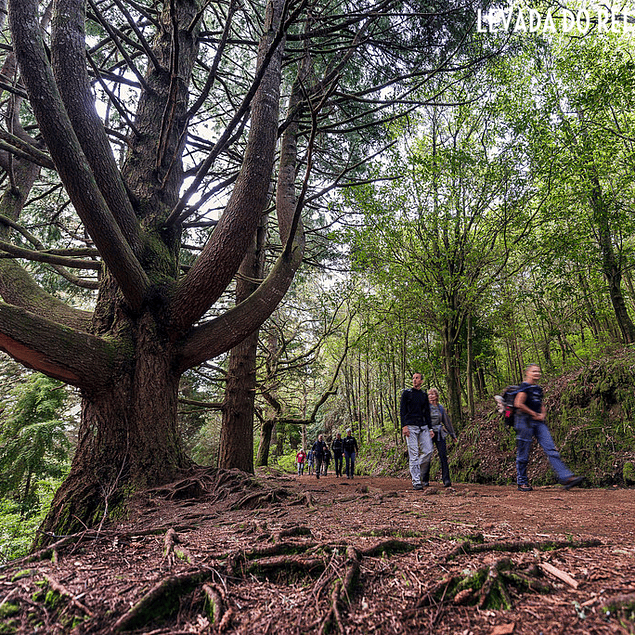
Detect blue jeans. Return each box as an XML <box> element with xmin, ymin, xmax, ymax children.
<box><xmin>344</xmin><ymin>451</ymin><xmax>356</xmax><ymax>478</ymax></box>
<box><xmin>334</xmin><ymin>454</ymin><xmax>343</xmax><ymax>476</ymax></box>
<box><xmin>515</xmin><ymin>414</ymin><xmax>573</xmax><ymax>485</ymax></box>
<box><xmin>406</xmin><ymin>425</ymin><xmax>433</xmax><ymax>486</ymax></box>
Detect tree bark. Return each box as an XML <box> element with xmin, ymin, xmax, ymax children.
<box><xmin>218</xmin><ymin>216</ymin><xmax>267</xmax><ymax>472</ymax></box>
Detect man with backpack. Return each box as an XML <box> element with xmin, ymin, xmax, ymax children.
<box><xmin>513</xmin><ymin>364</ymin><xmax>584</xmax><ymax>492</ymax></box>
<box><xmin>400</xmin><ymin>372</ymin><xmax>434</xmax><ymax>490</ymax></box>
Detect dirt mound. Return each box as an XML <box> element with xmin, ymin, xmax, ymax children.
<box><xmin>1</xmin><ymin>471</ymin><xmax>634</xmax><ymax>634</ymax></box>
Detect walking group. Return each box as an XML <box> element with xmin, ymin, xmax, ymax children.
<box><xmin>296</xmin><ymin>429</ymin><xmax>359</xmax><ymax>479</ymax></box>
<box><xmin>403</xmin><ymin>365</ymin><xmax>584</xmax><ymax>492</ymax></box>
<box><xmin>297</xmin><ymin>364</ymin><xmax>584</xmax><ymax>493</ymax></box>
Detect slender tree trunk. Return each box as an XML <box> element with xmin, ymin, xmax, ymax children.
<box><xmin>255</xmin><ymin>418</ymin><xmax>275</xmax><ymax>466</ymax></box>
<box><xmin>442</xmin><ymin>318</ymin><xmax>462</xmax><ymax>426</ymax></box>
<box><xmin>466</xmin><ymin>312</ymin><xmax>474</xmax><ymax>418</ymax></box>
<box><xmin>219</xmin><ymin>217</ymin><xmax>267</xmax><ymax>472</ymax></box>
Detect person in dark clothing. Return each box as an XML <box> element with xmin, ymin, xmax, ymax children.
<box><xmin>342</xmin><ymin>429</ymin><xmax>359</xmax><ymax>479</ymax></box>
<box><xmin>331</xmin><ymin>432</ymin><xmax>344</xmax><ymax>477</ymax></box>
<box><xmin>400</xmin><ymin>372</ymin><xmax>434</xmax><ymax>490</ymax></box>
<box><xmin>420</xmin><ymin>388</ymin><xmax>457</xmax><ymax>487</ymax></box>
<box><xmin>514</xmin><ymin>364</ymin><xmax>584</xmax><ymax>492</ymax></box>
<box><xmin>322</xmin><ymin>447</ymin><xmax>331</xmax><ymax>475</ymax></box>
<box><xmin>311</xmin><ymin>434</ymin><xmax>328</xmax><ymax>480</ymax></box>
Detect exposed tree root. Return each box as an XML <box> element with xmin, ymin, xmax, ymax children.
<box><xmin>276</xmin><ymin>525</ymin><xmax>313</xmax><ymax>539</ymax></box>
<box><xmin>41</xmin><ymin>573</ymin><xmax>94</xmax><ymax>617</ymax></box>
<box><xmin>113</xmin><ymin>570</ymin><xmax>212</xmax><ymax>631</ymax></box>
<box><xmin>231</xmin><ymin>487</ymin><xmax>291</xmax><ymax>510</ymax></box>
<box><xmin>289</xmin><ymin>491</ymin><xmax>315</xmax><ymax>507</ymax></box>
<box><xmin>319</xmin><ymin>546</ymin><xmax>361</xmax><ymax>635</ymax></box>
<box><xmin>359</xmin><ymin>539</ymin><xmax>416</xmax><ymax>557</ymax></box>
<box><xmin>163</xmin><ymin>528</ymin><xmax>192</xmax><ymax>567</ymax></box>
<box><xmin>202</xmin><ymin>582</ymin><xmax>225</xmax><ymax>625</ymax></box>
<box><xmin>445</xmin><ymin>537</ymin><xmax>602</xmax><ymax>561</ymax></box>
<box><xmin>412</xmin><ymin>557</ymin><xmax>552</xmax><ymax>613</ymax></box>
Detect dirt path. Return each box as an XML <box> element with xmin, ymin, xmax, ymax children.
<box><xmin>292</xmin><ymin>474</ymin><xmax>635</xmax><ymax>539</ymax></box>
<box><xmin>1</xmin><ymin>471</ymin><xmax>634</xmax><ymax>634</ymax></box>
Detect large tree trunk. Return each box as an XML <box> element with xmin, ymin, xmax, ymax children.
<box><xmin>40</xmin><ymin>318</ymin><xmax>189</xmax><ymax>539</ymax></box>
<box><xmin>218</xmin><ymin>213</ymin><xmax>267</xmax><ymax>472</ymax></box>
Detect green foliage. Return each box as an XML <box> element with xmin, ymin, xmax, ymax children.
<box><xmin>275</xmin><ymin>451</ymin><xmax>297</xmax><ymax>474</ymax></box>
<box><xmin>356</xmin><ymin>435</ymin><xmax>407</xmax><ymax>477</ymax></box>
<box><xmin>0</xmin><ymin>479</ymin><xmax>58</xmax><ymax>563</ymax></box>
<box><xmin>0</xmin><ymin>374</ymin><xmax>70</xmax><ymax>508</ymax></box>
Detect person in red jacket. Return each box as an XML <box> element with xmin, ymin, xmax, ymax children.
<box><xmin>296</xmin><ymin>449</ymin><xmax>306</xmax><ymax>475</ymax></box>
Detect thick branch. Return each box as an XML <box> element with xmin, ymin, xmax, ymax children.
<box><xmin>0</xmin><ymin>301</ymin><xmax>121</xmax><ymax>388</ymax></box>
<box><xmin>8</xmin><ymin>0</ymin><xmax>150</xmax><ymax>313</ymax></box>
<box><xmin>0</xmin><ymin>260</ymin><xmax>92</xmax><ymax>331</ymax></box>
<box><xmin>169</xmin><ymin>0</ymin><xmax>287</xmax><ymax>333</ymax></box>
<box><xmin>51</xmin><ymin>0</ymin><xmax>142</xmax><ymax>253</ymax></box>
<box><xmin>176</xmin><ymin>242</ymin><xmax>303</xmax><ymax>372</ymax></box>
<box><xmin>0</xmin><ymin>239</ymin><xmax>101</xmax><ymax>269</ymax></box>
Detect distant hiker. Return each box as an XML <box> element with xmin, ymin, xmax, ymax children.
<box><xmin>312</xmin><ymin>434</ymin><xmax>328</xmax><ymax>480</ymax></box>
<box><xmin>296</xmin><ymin>449</ymin><xmax>306</xmax><ymax>475</ymax></box>
<box><xmin>400</xmin><ymin>372</ymin><xmax>434</xmax><ymax>490</ymax></box>
<box><xmin>421</xmin><ymin>388</ymin><xmax>457</xmax><ymax>488</ymax></box>
<box><xmin>343</xmin><ymin>428</ymin><xmax>359</xmax><ymax>479</ymax></box>
<box><xmin>514</xmin><ymin>364</ymin><xmax>584</xmax><ymax>492</ymax></box>
<box><xmin>331</xmin><ymin>432</ymin><xmax>344</xmax><ymax>477</ymax></box>
<box><xmin>322</xmin><ymin>447</ymin><xmax>331</xmax><ymax>475</ymax></box>
<box><xmin>306</xmin><ymin>449</ymin><xmax>314</xmax><ymax>475</ymax></box>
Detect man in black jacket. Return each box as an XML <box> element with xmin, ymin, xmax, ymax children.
<box><xmin>331</xmin><ymin>432</ymin><xmax>344</xmax><ymax>477</ymax></box>
<box><xmin>342</xmin><ymin>429</ymin><xmax>359</xmax><ymax>479</ymax></box>
<box><xmin>400</xmin><ymin>372</ymin><xmax>434</xmax><ymax>490</ymax></box>
<box><xmin>311</xmin><ymin>434</ymin><xmax>328</xmax><ymax>480</ymax></box>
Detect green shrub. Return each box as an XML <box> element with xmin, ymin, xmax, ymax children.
<box><xmin>0</xmin><ymin>479</ymin><xmax>58</xmax><ymax>563</ymax></box>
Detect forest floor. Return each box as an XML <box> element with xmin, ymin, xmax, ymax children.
<box><xmin>1</xmin><ymin>468</ymin><xmax>635</xmax><ymax>635</ymax></box>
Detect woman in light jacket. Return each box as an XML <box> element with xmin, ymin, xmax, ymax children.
<box><xmin>421</xmin><ymin>388</ymin><xmax>457</xmax><ymax>487</ymax></box>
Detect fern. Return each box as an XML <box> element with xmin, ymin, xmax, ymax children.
<box><xmin>0</xmin><ymin>374</ymin><xmax>70</xmax><ymax>507</ymax></box>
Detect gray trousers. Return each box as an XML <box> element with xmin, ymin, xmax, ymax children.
<box><xmin>406</xmin><ymin>425</ymin><xmax>433</xmax><ymax>486</ymax></box>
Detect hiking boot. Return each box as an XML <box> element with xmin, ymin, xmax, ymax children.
<box><xmin>517</xmin><ymin>484</ymin><xmax>533</xmax><ymax>492</ymax></box>
<box><xmin>443</xmin><ymin>482</ymin><xmax>452</xmax><ymax>488</ymax></box>
<box><xmin>421</xmin><ymin>482</ymin><xmax>429</xmax><ymax>487</ymax></box>
<box><xmin>562</xmin><ymin>476</ymin><xmax>584</xmax><ymax>490</ymax></box>
<box><xmin>413</xmin><ymin>483</ymin><xmax>423</xmax><ymax>490</ymax></box>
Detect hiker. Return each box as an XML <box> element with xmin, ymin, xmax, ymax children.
<box><xmin>331</xmin><ymin>432</ymin><xmax>344</xmax><ymax>477</ymax></box>
<box><xmin>400</xmin><ymin>372</ymin><xmax>434</xmax><ymax>490</ymax></box>
<box><xmin>420</xmin><ymin>388</ymin><xmax>457</xmax><ymax>488</ymax></box>
<box><xmin>296</xmin><ymin>448</ymin><xmax>306</xmax><ymax>475</ymax></box>
<box><xmin>323</xmin><ymin>446</ymin><xmax>331</xmax><ymax>475</ymax></box>
<box><xmin>514</xmin><ymin>364</ymin><xmax>584</xmax><ymax>492</ymax></box>
<box><xmin>312</xmin><ymin>434</ymin><xmax>328</xmax><ymax>480</ymax></box>
<box><xmin>306</xmin><ymin>449</ymin><xmax>314</xmax><ymax>475</ymax></box>
<box><xmin>342</xmin><ymin>428</ymin><xmax>359</xmax><ymax>479</ymax></box>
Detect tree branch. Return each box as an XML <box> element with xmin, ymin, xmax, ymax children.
<box><xmin>169</xmin><ymin>0</ymin><xmax>289</xmax><ymax>333</ymax></box>
<box><xmin>8</xmin><ymin>0</ymin><xmax>151</xmax><ymax>314</ymax></box>
<box><xmin>0</xmin><ymin>301</ymin><xmax>121</xmax><ymax>389</ymax></box>
<box><xmin>52</xmin><ymin>0</ymin><xmax>143</xmax><ymax>254</ymax></box>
